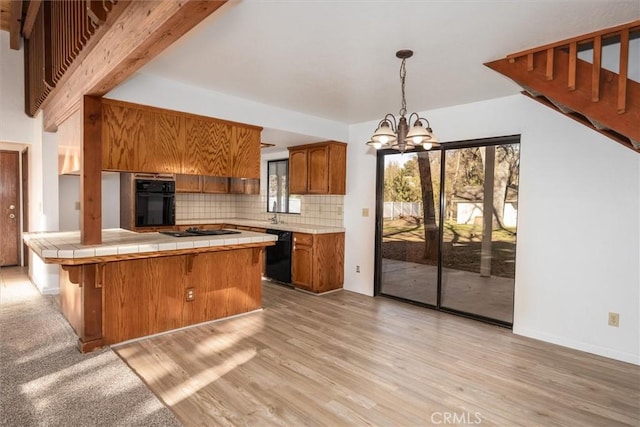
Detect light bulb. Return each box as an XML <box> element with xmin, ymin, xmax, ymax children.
<box><xmin>379</xmin><ymin>135</ymin><xmax>389</xmax><ymax>144</ymax></box>
<box><xmin>412</xmin><ymin>136</ymin><xmax>423</xmax><ymax>144</ymax></box>
<box><xmin>372</xmin><ymin>142</ymin><xmax>382</xmax><ymax>149</ymax></box>
<box><xmin>423</xmin><ymin>142</ymin><xmax>433</xmax><ymax>150</ymax></box>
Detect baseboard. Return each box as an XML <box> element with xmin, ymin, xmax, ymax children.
<box><xmin>514</xmin><ymin>326</ymin><xmax>640</xmax><ymax>365</ymax></box>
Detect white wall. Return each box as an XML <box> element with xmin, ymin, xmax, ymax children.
<box><xmin>1</xmin><ymin>31</ymin><xmax>59</xmax><ymax>294</ymax></box>
<box><xmin>59</xmin><ymin>173</ymin><xmax>121</xmax><ymax>231</ymax></box>
<box><xmin>0</xmin><ymin>33</ymin><xmax>34</xmax><ymax>144</ymax></box>
<box><xmin>345</xmin><ymin>95</ymin><xmax>639</xmax><ymax>364</ymax></box>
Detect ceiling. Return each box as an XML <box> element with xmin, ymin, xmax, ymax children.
<box><xmin>140</xmin><ymin>0</ymin><xmax>639</xmax><ymax>133</ymax></box>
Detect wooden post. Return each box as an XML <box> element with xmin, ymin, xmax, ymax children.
<box><xmin>79</xmin><ymin>264</ymin><xmax>104</xmax><ymax>352</ymax></box>
<box><xmin>81</xmin><ymin>96</ymin><xmax>102</xmax><ymax>245</ymax></box>
<box><xmin>480</xmin><ymin>146</ymin><xmax>495</xmax><ymax>278</ymax></box>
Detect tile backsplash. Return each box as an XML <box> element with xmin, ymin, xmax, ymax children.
<box><xmin>176</xmin><ymin>193</ymin><xmax>344</xmax><ymax>227</ymax></box>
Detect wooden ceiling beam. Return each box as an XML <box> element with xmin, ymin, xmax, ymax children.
<box><xmin>8</xmin><ymin>0</ymin><xmax>22</xmax><ymax>50</ymax></box>
<box><xmin>21</xmin><ymin>0</ymin><xmax>39</xmax><ymax>39</ymax></box>
<box><xmin>41</xmin><ymin>0</ymin><xmax>227</xmax><ymax>131</ymax></box>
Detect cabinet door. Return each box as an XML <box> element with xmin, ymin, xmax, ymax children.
<box><xmin>230</xmin><ymin>126</ymin><xmax>260</xmax><ymax>179</ymax></box>
<box><xmin>292</xmin><ymin>234</ymin><xmax>314</xmax><ymax>291</ymax></box>
<box><xmin>202</xmin><ymin>176</ymin><xmax>229</xmax><ymax>193</ymax></box>
<box><xmin>243</xmin><ymin>178</ymin><xmax>260</xmax><ymax>195</ymax></box>
<box><xmin>307</xmin><ymin>145</ymin><xmax>329</xmax><ymax>193</ymax></box>
<box><xmin>147</xmin><ymin>112</ymin><xmax>184</xmax><ymax>173</ymax></box>
<box><xmin>102</xmin><ymin>102</ymin><xmax>152</xmax><ymax>171</ymax></box>
<box><xmin>228</xmin><ymin>178</ymin><xmax>245</xmax><ymax>194</ymax></box>
<box><xmin>184</xmin><ymin>117</ymin><xmax>231</xmax><ymax>176</ymax></box>
<box><xmin>175</xmin><ymin>174</ymin><xmax>202</xmax><ymax>193</ymax></box>
<box><xmin>288</xmin><ymin>149</ymin><xmax>308</xmax><ymax>194</ymax></box>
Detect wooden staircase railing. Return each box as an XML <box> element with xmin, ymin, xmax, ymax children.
<box><xmin>485</xmin><ymin>20</ymin><xmax>640</xmax><ymax>152</ymax></box>
<box><xmin>24</xmin><ymin>0</ymin><xmax>126</xmax><ymax>117</ymax></box>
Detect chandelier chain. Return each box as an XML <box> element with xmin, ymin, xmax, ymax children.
<box><xmin>399</xmin><ymin>58</ymin><xmax>407</xmax><ymax>117</ymax></box>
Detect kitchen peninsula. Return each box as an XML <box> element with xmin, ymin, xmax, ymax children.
<box><xmin>24</xmin><ymin>228</ymin><xmax>276</xmax><ymax>352</ymax></box>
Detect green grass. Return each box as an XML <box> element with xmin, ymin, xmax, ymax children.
<box><xmin>383</xmin><ymin>218</ymin><xmax>516</xmax><ymax>244</ymax></box>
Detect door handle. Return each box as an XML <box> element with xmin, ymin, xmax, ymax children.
<box><xmin>9</xmin><ymin>213</ymin><xmax>15</xmax><ymax>219</ymax></box>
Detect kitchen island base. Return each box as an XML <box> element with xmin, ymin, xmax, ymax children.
<box><xmin>59</xmin><ymin>247</ymin><xmax>265</xmax><ymax>352</ymax></box>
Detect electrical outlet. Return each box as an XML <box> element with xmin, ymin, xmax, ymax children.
<box><xmin>186</xmin><ymin>287</ymin><xmax>195</xmax><ymax>302</ymax></box>
<box><xmin>608</xmin><ymin>312</ymin><xmax>619</xmax><ymax>327</ymax></box>
<box><xmin>362</xmin><ymin>208</ymin><xmax>369</xmax><ymax>217</ymax></box>
<box><xmin>356</xmin><ymin>265</ymin><xmax>360</xmax><ymax>273</ymax></box>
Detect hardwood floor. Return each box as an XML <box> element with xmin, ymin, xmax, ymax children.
<box><xmin>115</xmin><ymin>281</ymin><xmax>640</xmax><ymax>426</ymax></box>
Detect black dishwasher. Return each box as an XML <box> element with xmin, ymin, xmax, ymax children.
<box><xmin>265</xmin><ymin>229</ymin><xmax>292</xmax><ymax>285</ymax></box>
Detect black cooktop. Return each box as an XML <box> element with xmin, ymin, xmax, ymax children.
<box><xmin>159</xmin><ymin>229</ymin><xmax>241</xmax><ymax>238</ymax></box>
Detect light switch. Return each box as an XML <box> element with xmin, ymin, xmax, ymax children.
<box><xmin>362</xmin><ymin>208</ymin><xmax>369</xmax><ymax>217</ymax></box>
<box><xmin>75</xmin><ymin>201</ymin><xmax>80</xmax><ymax>210</ymax></box>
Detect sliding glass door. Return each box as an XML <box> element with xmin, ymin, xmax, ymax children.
<box><xmin>375</xmin><ymin>137</ymin><xmax>520</xmax><ymax>326</ymax></box>
<box><xmin>378</xmin><ymin>151</ymin><xmax>440</xmax><ymax>306</ymax></box>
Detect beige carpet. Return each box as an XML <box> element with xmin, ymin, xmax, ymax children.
<box><xmin>0</xmin><ymin>266</ymin><xmax>182</xmax><ymax>427</ymax></box>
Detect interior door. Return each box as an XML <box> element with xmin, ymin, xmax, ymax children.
<box><xmin>1</xmin><ymin>150</ymin><xmax>20</xmax><ymax>266</ymax></box>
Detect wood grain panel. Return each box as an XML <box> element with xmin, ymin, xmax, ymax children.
<box><xmin>202</xmin><ymin>176</ymin><xmax>229</xmax><ymax>193</ymax></box>
<box><xmin>102</xmin><ymin>101</ymin><xmax>152</xmax><ymax>171</ymax></box>
<box><xmin>104</xmin><ymin>255</ymin><xmax>186</xmax><ymax>344</ymax></box>
<box><xmin>307</xmin><ymin>145</ymin><xmax>328</xmax><ymax>193</ymax></box>
<box><xmin>183</xmin><ymin>116</ymin><xmax>206</xmax><ymax>175</ymax></box>
<box><xmin>200</xmin><ymin>120</ymin><xmax>231</xmax><ymax>177</ymax></box>
<box><xmin>230</xmin><ymin>126</ymin><xmax>260</xmax><ymax>178</ymax></box>
<box><xmin>0</xmin><ymin>150</ymin><xmax>20</xmax><ymax>266</ymax></box>
<box><xmin>328</xmin><ymin>142</ymin><xmax>347</xmax><ymax>195</ymax></box>
<box><xmin>175</xmin><ymin>174</ymin><xmax>202</xmax><ymax>193</ymax></box>
<box><xmin>288</xmin><ymin>148</ymin><xmax>308</xmax><ymax>194</ymax></box>
<box><xmin>292</xmin><ymin>233</ymin><xmax>314</xmax><ymax>291</ymax></box>
<box><xmin>59</xmin><ymin>265</ymin><xmax>82</xmax><ymax>336</ymax></box>
<box><xmin>148</xmin><ymin>111</ymin><xmax>184</xmax><ymax>173</ymax></box>
<box><xmin>314</xmin><ymin>232</ymin><xmax>345</xmax><ymax>293</ymax></box>
<box><xmin>103</xmin><ymin>249</ymin><xmax>262</xmax><ymax>345</ymax></box>
<box><xmin>81</xmin><ymin>96</ymin><xmax>103</xmax><ymax>245</ymax></box>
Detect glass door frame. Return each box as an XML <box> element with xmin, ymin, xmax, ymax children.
<box><xmin>373</xmin><ymin>134</ymin><xmax>521</xmax><ymax>328</ymax></box>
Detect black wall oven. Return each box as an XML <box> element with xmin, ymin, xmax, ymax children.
<box><xmin>135</xmin><ymin>179</ymin><xmax>175</xmax><ymax>227</ymax></box>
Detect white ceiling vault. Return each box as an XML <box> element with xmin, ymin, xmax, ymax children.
<box><xmin>140</xmin><ymin>0</ymin><xmax>639</xmax><ymax>130</ymax></box>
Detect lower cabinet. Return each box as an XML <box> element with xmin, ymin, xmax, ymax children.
<box><xmin>292</xmin><ymin>232</ymin><xmax>344</xmax><ymax>293</ymax></box>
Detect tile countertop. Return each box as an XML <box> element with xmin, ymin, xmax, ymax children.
<box><xmin>23</xmin><ymin>228</ymin><xmax>277</xmax><ymax>260</ymax></box>
<box><xmin>178</xmin><ymin>218</ymin><xmax>346</xmax><ymax>234</ymax></box>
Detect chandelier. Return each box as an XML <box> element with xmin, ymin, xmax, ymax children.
<box><xmin>366</xmin><ymin>49</ymin><xmax>438</xmax><ymax>153</ymax></box>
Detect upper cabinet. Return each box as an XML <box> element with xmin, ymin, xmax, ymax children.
<box><xmin>288</xmin><ymin>141</ymin><xmax>347</xmax><ymax>195</ymax></box>
<box><xmin>101</xmin><ymin>99</ymin><xmax>262</xmax><ymax>179</ymax></box>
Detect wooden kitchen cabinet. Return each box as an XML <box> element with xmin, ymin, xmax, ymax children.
<box><xmin>101</xmin><ymin>99</ymin><xmax>262</xmax><ymax>179</ymax></box>
<box><xmin>230</xmin><ymin>126</ymin><xmax>261</xmax><ymax>179</ymax></box>
<box><xmin>175</xmin><ymin>174</ymin><xmax>202</xmax><ymax>192</ymax></box>
<box><xmin>176</xmin><ymin>175</ymin><xmax>257</xmax><ymax>194</ymax></box>
<box><xmin>183</xmin><ymin>117</ymin><xmax>230</xmax><ymax>176</ymax></box>
<box><xmin>229</xmin><ymin>178</ymin><xmax>260</xmax><ymax>194</ymax></box>
<box><xmin>288</xmin><ymin>141</ymin><xmax>347</xmax><ymax>195</ymax></box>
<box><xmin>202</xmin><ymin>176</ymin><xmax>230</xmax><ymax>193</ymax></box>
<box><xmin>292</xmin><ymin>232</ymin><xmax>344</xmax><ymax>293</ymax></box>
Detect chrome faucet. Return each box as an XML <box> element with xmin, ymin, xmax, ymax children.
<box><xmin>269</xmin><ymin>213</ymin><xmax>279</xmax><ymax>224</ymax></box>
